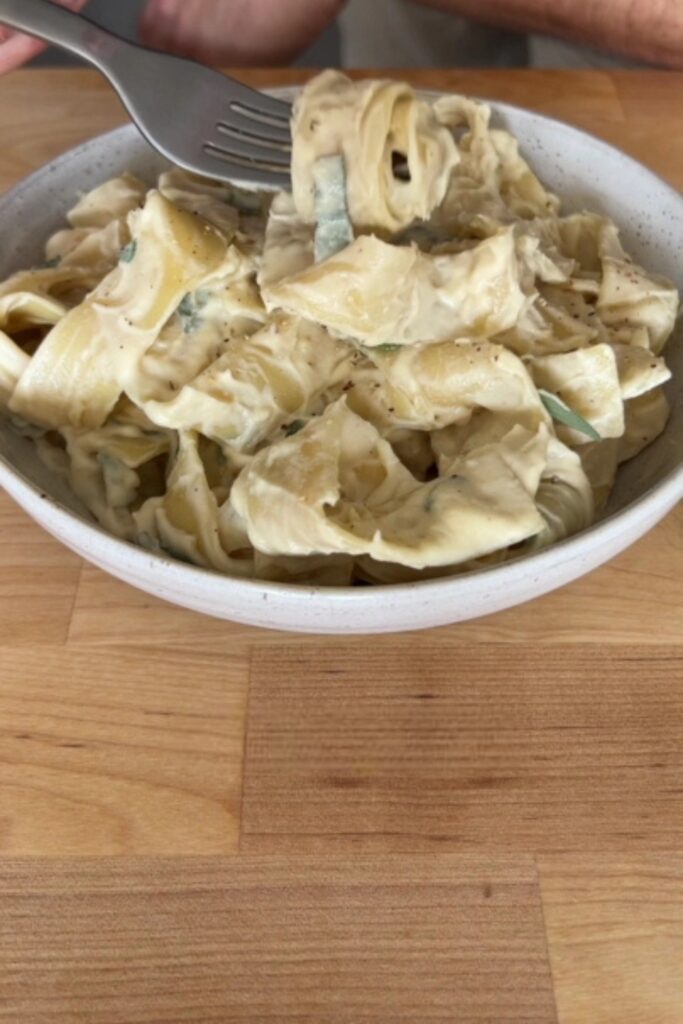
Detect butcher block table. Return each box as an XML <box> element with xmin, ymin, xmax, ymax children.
<box><xmin>0</xmin><ymin>66</ymin><xmax>682</xmax><ymax>1024</ymax></box>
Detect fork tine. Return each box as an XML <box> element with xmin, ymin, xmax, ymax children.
<box><xmin>216</xmin><ymin>121</ymin><xmax>291</xmax><ymax>154</ymax></box>
<box><xmin>201</xmin><ymin>151</ymin><xmax>290</xmax><ymax>189</ymax></box>
<box><xmin>205</xmin><ymin>132</ymin><xmax>291</xmax><ymax>168</ymax></box>
<box><xmin>227</xmin><ymin>100</ymin><xmax>292</xmax><ymax>133</ymax></box>
<box><xmin>204</xmin><ymin>141</ymin><xmax>291</xmax><ymax>175</ymax></box>
<box><xmin>218</xmin><ymin>109</ymin><xmax>292</xmax><ymax>146</ymax></box>
<box><xmin>224</xmin><ymin>82</ymin><xmax>293</xmax><ymax>123</ymax></box>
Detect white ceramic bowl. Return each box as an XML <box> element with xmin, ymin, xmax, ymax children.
<box><xmin>0</xmin><ymin>90</ymin><xmax>681</xmax><ymax>633</ymax></box>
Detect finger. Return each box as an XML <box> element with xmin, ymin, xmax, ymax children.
<box><xmin>0</xmin><ymin>34</ymin><xmax>47</xmax><ymax>74</ymax></box>
<box><xmin>140</xmin><ymin>0</ymin><xmax>186</xmax><ymax>53</ymax></box>
<box><xmin>141</xmin><ymin>0</ymin><xmax>227</xmax><ymax>63</ymax></box>
<box><xmin>0</xmin><ymin>0</ymin><xmax>90</xmax><ymax>74</ymax></box>
<box><xmin>174</xmin><ymin>1</ymin><xmax>222</xmax><ymax>61</ymax></box>
<box><xmin>143</xmin><ymin>0</ymin><xmax>220</xmax><ymax>61</ymax></box>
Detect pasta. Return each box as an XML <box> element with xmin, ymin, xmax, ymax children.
<box><xmin>291</xmin><ymin>69</ymin><xmax>459</xmax><ymax>234</ymax></box>
<box><xmin>263</xmin><ymin>228</ymin><xmax>529</xmax><ymax>347</ymax></box>
<box><xmin>0</xmin><ymin>72</ymin><xmax>677</xmax><ymax>586</ymax></box>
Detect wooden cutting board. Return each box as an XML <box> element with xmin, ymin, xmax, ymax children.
<box><xmin>0</xmin><ymin>67</ymin><xmax>682</xmax><ymax>1024</ymax></box>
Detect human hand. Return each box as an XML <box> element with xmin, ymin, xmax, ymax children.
<box><xmin>140</xmin><ymin>0</ymin><xmax>346</xmax><ymax>66</ymax></box>
<box><xmin>0</xmin><ymin>0</ymin><xmax>90</xmax><ymax>75</ymax></box>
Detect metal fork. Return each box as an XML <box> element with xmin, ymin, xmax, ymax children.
<box><xmin>0</xmin><ymin>0</ymin><xmax>292</xmax><ymax>188</ymax></box>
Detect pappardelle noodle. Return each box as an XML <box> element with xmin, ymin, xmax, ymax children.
<box><xmin>1</xmin><ymin>71</ymin><xmax>677</xmax><ymax>586</ymax></box>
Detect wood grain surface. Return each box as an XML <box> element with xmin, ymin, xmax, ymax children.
<box><xmin>0</xmin><ymin>856</ymin><xmax>558</xmax><ymax>1024</ymax></box>
<box><xmin>241</xmin><ymin>645</ymin><xmax>683</xmax><ymax>854</ymax></box>
<box><xmin>539</xmin><ymin>855</ymin><xmax>683</xmax><ymax>1024</ymax></box>
<box><xmin>0</xmin><ymin>67</ymin><xmax>682</xmax><ymax>1024</ymax></box>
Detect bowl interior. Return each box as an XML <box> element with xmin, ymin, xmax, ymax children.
<box><xmin>0</xmin><ymin>92</ymin><xmax>681</xmax><ymax>553</ymax></box>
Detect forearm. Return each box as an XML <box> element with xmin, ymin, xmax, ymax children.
<box><xmin>416</xmin><ymin>0</ymin><xmax>683</xmax><ymax>68</ymax></box>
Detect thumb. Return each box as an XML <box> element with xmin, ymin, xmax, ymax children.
<box><xmin>0</xmin><ymin>0</ymin><xmax>90</xmax><ymax>76</ymax></box>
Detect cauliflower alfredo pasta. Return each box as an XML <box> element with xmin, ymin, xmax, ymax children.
<box><xmin>0</xmin><ymin>71</ymin><xmax>677</xmax><ymax>586</ymax></box>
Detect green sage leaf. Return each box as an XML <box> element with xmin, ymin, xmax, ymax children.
<box><xmin>539</xmin><ymin>388</ymin><xmax>601</xmax><ymax>442</ymax></box>
<box><xmin>119</xmin><ymin>240</ymin><xmax>137</xmax><ymax>264</ymax></box>
<box><xmin>313</xmin><ymin>154</ymin><xmax>354</xmax><ymax>263</ymax></box>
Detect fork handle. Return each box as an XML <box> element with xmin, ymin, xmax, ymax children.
<box><xmin>0</xmin><ymin>0</ymin><xmax>131</xmax><ymax>72</ymax></box>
